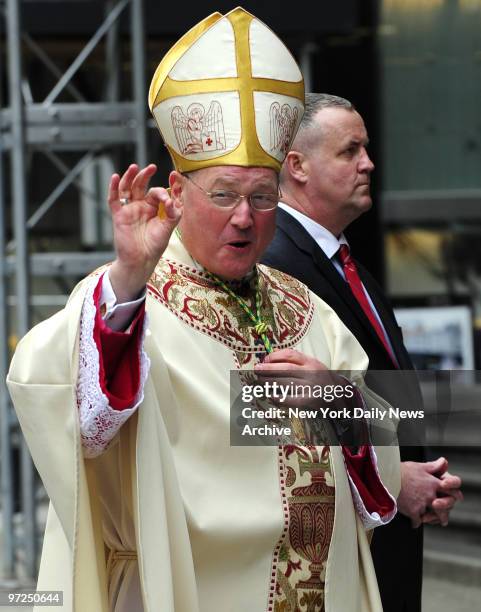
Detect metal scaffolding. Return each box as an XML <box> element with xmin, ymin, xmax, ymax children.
<box><xmin>0</xmin><ymin>0</ymin><xmax>147</xmax><ymax>580</ymax></box>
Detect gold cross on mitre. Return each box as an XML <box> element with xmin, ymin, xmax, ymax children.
<box><xmin>148</xmin><ymin>7</ymin><xmax>305</xmax><ymax>173</ymax></box>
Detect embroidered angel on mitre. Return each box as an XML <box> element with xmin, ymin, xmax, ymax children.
<box><xmin>269</xmin><ymin>102</ymin><xmax>299</xmax><ymax>157</ymax></box>
<box><xmin>172</xmin><ymin>101</ymin><xmax>226</xmax><ymax>155</ymax></box>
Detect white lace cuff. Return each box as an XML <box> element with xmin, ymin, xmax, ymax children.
<box><xmin>346</xmin><ymin>445</ymin><xmax>397</xmax><ymax>530</ymax></box>
<box><xmin>77</xmin><ymin>274</ymin><xmax>150</xmax><ymax>458</ymax></box>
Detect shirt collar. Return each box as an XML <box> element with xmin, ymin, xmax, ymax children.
<box><xmin>279</xmin><ymin>202</ymin><xmax>349</xmax><ymax>260</ymax></box>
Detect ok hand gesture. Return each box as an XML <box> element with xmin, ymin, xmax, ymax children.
<box><xmin>108</xmin><ymin>164</ymin><xmax>182</xmax><ymax>302</ymax></box>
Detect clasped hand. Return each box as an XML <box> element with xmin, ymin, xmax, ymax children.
<box><xmin>398</xmin><ymin>458</ymin><xmax>463</xmax><ymax>528</ymax></box>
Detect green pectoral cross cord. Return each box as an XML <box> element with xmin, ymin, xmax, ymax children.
<box><xmin>207</xmin><ymin>272</ymin><xmax>273</xmax><ymax>354</ymax></box>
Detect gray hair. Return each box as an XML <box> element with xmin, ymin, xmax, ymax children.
<box><xmin>299</xmin><ymin>92</ymin><xmax>355</xmax><ymax>132</ymax></box>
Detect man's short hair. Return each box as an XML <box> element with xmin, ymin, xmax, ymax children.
<box><xmin>300</xmin><ymin>93</ymin><xmax>355</xmax><ymax>132</ymax></box>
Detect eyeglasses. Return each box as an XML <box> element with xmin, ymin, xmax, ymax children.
<box><xmin>182</xmin><ymin>173</ymin><xmax>280</xmax><ymax>212</ymax></box>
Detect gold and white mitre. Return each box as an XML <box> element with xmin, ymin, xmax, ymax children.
<box><xmin>148</xmin><ymin>6</ymin><xmax>305</xmax><ymax>172</ymax></box>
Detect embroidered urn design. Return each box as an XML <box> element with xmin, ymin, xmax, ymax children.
<box><xmin>287</xmin><ymin>445</ymin><xmax>335</xmax><ymax>591</ymax></box>
<box><xmin>270</xmin><ymin>445</ymin><xmax>335</xmax><ymax>612</ymax></box>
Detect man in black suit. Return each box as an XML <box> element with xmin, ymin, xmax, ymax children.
<box><xmin>262</xmin><ymin>93</ymin><xmax>463</xmax><ymax>611</ymax></box>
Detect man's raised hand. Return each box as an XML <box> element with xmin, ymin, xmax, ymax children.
<box><xmin>108</xmin><ymin>164</ymin><xmax>182</xmax><ymax>302</ymax></box>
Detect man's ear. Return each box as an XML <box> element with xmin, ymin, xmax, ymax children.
<box><xmin>169</xmin><ymin>170</ymin><xmax>184</xmax><ymax>203</ymax></box>
<box><xmin>284</xmin><ymin>150</ymin><xmax>308</xmax><ymax>184</ymax></box>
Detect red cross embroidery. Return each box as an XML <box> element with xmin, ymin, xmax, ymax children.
<box><xmin>206</xmin><ymin>137</ymin><xmax>213</xmax><ymax>146</ymax></box>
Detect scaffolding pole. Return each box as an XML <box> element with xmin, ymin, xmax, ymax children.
<box><xmin>0</xmin><ymin>46</ymin><xmax>15</xmax><ymax>578</ymax></box>
<box><xmin>6</xmin><ymin>0</ymin><xmax>37</xmax><ymax>579</ymax></box>
<box><xmin>131</xmin><ymin>0</ymin><xmax>148</xmax><ymax>167</ymax></box>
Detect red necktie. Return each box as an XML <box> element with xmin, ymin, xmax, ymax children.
<box><xmin>338</xmin><ymin>244</ymin><xmax>397</xmax><ymax>366</ymax></box>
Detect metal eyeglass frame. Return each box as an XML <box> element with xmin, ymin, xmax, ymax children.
<box><xmin>181</xmin><ymin>172</ymin><xmax>281</xmax><ymax>212</ymax></box>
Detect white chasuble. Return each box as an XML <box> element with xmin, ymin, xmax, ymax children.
<box><xmin>7</xmin><ymin>233</ymin><xmax>400</xmax><ymax>612</ymax></box>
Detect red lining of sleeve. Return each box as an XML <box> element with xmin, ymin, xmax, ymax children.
<box><xmin>92</xmin><ymin>274</ymin><xmax>145</xmax><ymax>410</ymax></box>
<box><xmin>342</xmin><ymin>445</ymin><xmax>395</xmax><ymax>517</ymax></box>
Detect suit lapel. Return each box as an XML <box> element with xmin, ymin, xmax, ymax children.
<box><xmin>356</xmin><ymin>263</ymin><xmax>413</xmax><ymax>369</ymax></box>
<box><xmin>276</xmin><ymin>209</ymin><xmax>398</xmax><ymax>362</ymax></box>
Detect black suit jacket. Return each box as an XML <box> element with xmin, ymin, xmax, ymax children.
<box><xmin>262</xmin><ymin>207</ymin><xmax>424</xmax><ymax>612</ymax></box>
